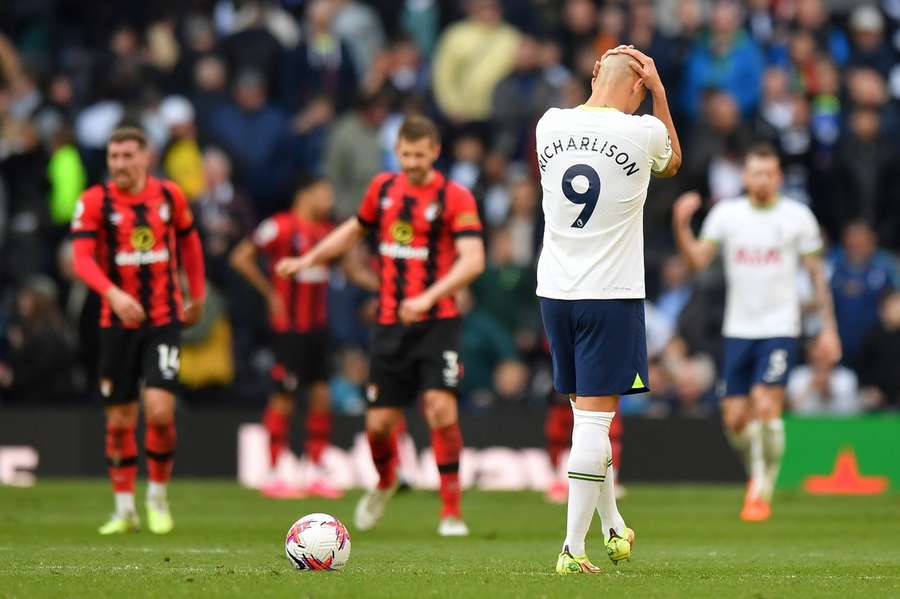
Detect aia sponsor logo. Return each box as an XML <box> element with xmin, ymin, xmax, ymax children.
<box><xmin>735</xmin><ymin>247</ymin><xmax>782</xmax><ymax>265</ymax></box>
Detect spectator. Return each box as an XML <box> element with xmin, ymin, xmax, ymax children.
<box><xmin>681</xmin><ymin>0</ymin><xmax>765</xmax><ymax>118</ymax></box>
<box><xmin>219</xmin><ymin>1</ymin><xmax>289</xmax><ymax>96</ymax></box>
<box><xmin>857</xmin><ymin>291</ymin><xmax>900</xmax><ymax>410</ymax></box>
<box><xmin>829</xmin><ymin>221</ymin><xmax>900</xmax><ymax>366</ymax></box>
<box><xmin>471</xmin><ymin>226</ymin><xmax>540</xmax><ymax>350</ymax></box>
<box><xmin>457</xmin><ymin>288</ymin><xmax>528</xmax><ymax>407</ymax></box>
<box><xmin>206</xmin><ymin>69</ymin><xmax>289</xmax><ymax>211</ymax></box>
<box><xmin>333</xmin><ymin>0</ymin><xmax>386</xmax><ymax>76</ymax></box>
<box><xmin>505</xmin><ymin>174</ymin><xmax>540</xmax><ymax>267</ymax></box>
<box><xmin>556</xmin><ymin>0</ymin><xmax>599</xmax><ymax>69</ymax></box>
<box><xmin>656</xmin><ymin>255</ymin><xmax>693</xmax><ymax>328</ymax></box>
<box><xmin>159</xmin><ymin>95</ymin><xmax>205</xmax><ymax>201</ymax></box>
<box><xmin>490</xmin><ymin>35</ymin><xmax>558</xmax><ymax>162</ymax></box>
<box><xmin>194</xmin><ymin>147</ymin><xmax>256</xmax><ymax>286</ymax></box>
<box><xmin>847</xmin><ymin>5</ymin><xmax>894</xmax><ymax>78</ymax></box>
<box><xmin>826</xmin><ymin>108</ymin><xmax>900</xmax><ymax>249</ymax></box>
<box><xmin>281</xmin><ymin>0</ymin><xmax>358</xmax><ymax>114</ymax></box>
<box><xmin>432</xmin><ymin>0</ymin><xmax>520</xmax><ymax>124</ymax></box>
<box><xmin>0</xmin><ymin>276</ymin><xmax>77</xmax><ymax>403</ymax></box>
<box><xmin>787</xmin><ymin>341</ymin><xmax>861</xmax><ymax>416</ymax></box>
<box><xmin>683</xmin><ymin>91</ymin><xmax>753</xmax><ymax>202</ymax></box>
<box><xmin>324</xmin><ymin>92</ymin><xmax>390</xmax><ymax>219</ymax></box>
<box><xmin>794</xmin><ymin>0</ymin><xmax>850</xmax><ymax>67</ymax></box>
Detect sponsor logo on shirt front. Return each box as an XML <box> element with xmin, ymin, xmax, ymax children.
<box><xmin>379</xmin><ymin>242</ymin><xmax>429</xmax><ymax>260</ymax></box>
<box><xmin>115</xmin><ymin>248</ymin><xmax>170</xmax><ymax>266</ymax></box>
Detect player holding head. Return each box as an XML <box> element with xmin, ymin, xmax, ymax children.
<box><xmin>536</xmin><ymin>46</ymin><xmax>682</xmax><ymax>573</ymax></box>
<box><xmin>673</xmin><ymin>144</ymin><xmax>840</xmax><ymax>521</ymax></box>
<box><xmin>231</xmin><ymin>174</ymin><xmax>365</xmax><ymax>499</ymax></box>
<box><xmin>70</xmin><ymin>127</ymin><xmax>206</xmax><ymax>535</ymax></box>
<box><xmin>276</xmin><ymin>116</ymin><xmax>485</xmax><ymax>536</ymax></box>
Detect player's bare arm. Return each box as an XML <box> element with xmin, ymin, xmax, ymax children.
<box><xmin>672</xmin><ymin>191</ymin><xmax>717</xmax><ymax>271</ymax></box>
<box><xmin>339</xmin><ymin>245</ymin><xmax>379</xmax><ymax>293</ymax></box>
<box><xmin>398</xmin><ymin>236</ymin><xmax>485</xmax><ymax>325</ymax></box>
<box><xmin>230</xmin><ymin>239</ymin><xmax>285</xmax><ymax>318</ymax></box>
<box><xmin>802</xmin><ymin>253</ymin><xmax>842</xmax><ymax>364</ymax></box>
<box><xmin>179</xmin><ymin>227</ymin><xmax>206</xmax><ymax>326</ymax></box>
<box><xmin>616</xmin><ymin>47</ymin><xmax>682</xmax><ymax>177</ymax></box>
<box><xmin>275</xmin><ymin>217</ymin><xmax>366</xmax><ymax>278</ymax></box>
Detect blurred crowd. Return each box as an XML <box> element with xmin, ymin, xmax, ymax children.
<box><xmin>1</xmin><ymin>0</ymin><xmax>899</xmax><ymax>415</ymax></box>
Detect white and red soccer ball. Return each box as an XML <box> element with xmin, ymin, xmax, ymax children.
<box><xmin>284</xmin><ymin>513</ymin><xmax>351</xmax><ymax>571</ymax></box>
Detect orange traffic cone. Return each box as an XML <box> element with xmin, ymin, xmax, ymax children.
<box><xmin>803</xmin><ymin>448</ymin><xmax>889</xmax><ymax>495</ymax></box>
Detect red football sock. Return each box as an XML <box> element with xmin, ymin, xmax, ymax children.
<box><xmin>545</xmin><ymin>402</ymin><xmax>574</xmax><ymax>470</ymax></box>
<box><xmin>432</xmin><ymin>423</ymin><xmax>463</xmax><ymax>518</ymax></box>
<box><xmin>305</xmin><ymin>410</ymin><xmax>331</xmax><ymax>465</ymax></box>
<box><xmin>263</xmin><ymin>406</ymin><xmax>290</xmax><ymax>468</ymax></box>
<box><xmin>106</xmin><ymin>424</ymin><xmax>138</xmax><ymax>493</ymax></box>
<box><xmin>610</xmin><ymin>413</ymin><xmax>623</xmax><ymax>471</ymax></box>
<box><xmin>368</xmin><ymin>431</ymin><xmax>398</xmax><ymax>490</ymax></box>
<box><xmin>145</xmin><ymin>422</ymin><xmax>177</xmax><ymax>484</ymax></box>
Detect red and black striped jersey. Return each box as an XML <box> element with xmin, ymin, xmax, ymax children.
<box><xmin>253</xmin><ymin>211</ymin><xmax>333</xmax><ymax>333</ymax></box>
<box><xmin>357</xmin><ymin>171</ymin><xmax>483</xmax><ymax>325</ymax></box>
<box><xmin>70</xmin><ymin>177</ymin><xmax>195</xmax><ymax>328</ymax></box>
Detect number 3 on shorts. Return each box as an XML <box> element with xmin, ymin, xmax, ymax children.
<box><xmin>157</xmin><ymin>345</ymin><xmax>181</xmax><ymax>380</ymax></box>
<box><xmin>443</xmin><ymin>351</ymin><xmax>460</xmax><ymax>387</ymax></box>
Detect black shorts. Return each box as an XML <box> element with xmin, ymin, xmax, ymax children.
<box><xmin>271</xmin><ymin>330</ymin><xmax>330</xmax><ymax>394</ymax></box>
<box><xmin>367</xmin><ymin>317</ymin><xmax>461</xmax><ymax>408</ymax></box>
<box><xmin>98</xmin><ymin>324</ymin><xmax>181</xmax><ymax>405</ymax></box>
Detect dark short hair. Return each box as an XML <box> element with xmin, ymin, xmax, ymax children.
<box><xmin>108</xmin><ymin>126</ymin><xmax>148</xmax><ymax>148</ymax></box>
<box><xmin>398</xmin><ymin>115</ymin><xmax>440</xmax><ymax>144</ymax></box>
<box><xmin>293</xmin><ymin>172</ymin><xmax>329</xmax><ymax>196</ymax></box>
<box><xmin>744</xmin><ymin>143</ymin><xmax>779</xmax><ymax>163</ymax></box>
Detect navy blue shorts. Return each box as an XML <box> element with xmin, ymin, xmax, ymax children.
<box><xmin>540</xmin><ymin>298</ymin><xmax>649</xmax><ymax>397</ymax></box>
<box><xmin>719</xmin><ymin>337</ymin><xmax>798</xmax><ymax>398</ymax></box>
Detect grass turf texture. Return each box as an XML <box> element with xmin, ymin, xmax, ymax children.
<box><xmin>1</xmin><ymin>482</ymin><xmax>898</xmax><ymax>598</ymax></box>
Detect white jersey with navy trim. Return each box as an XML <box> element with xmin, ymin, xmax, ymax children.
<box><xmin>535</xmin><ymin>106</ymin><xmax>672</xmax><ymax>300</ymax></box>
<box><xmin>700</xmin><ymin>195</ymin><xmax>823</xmax><ymax>339</ymax></box>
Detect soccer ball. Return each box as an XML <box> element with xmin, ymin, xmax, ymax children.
<box><xmin>284</xmin><ymin>513</ymin><xmax>351</xmax><ymax>571</ymax></box>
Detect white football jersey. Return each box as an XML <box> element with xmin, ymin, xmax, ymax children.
<box><xmin>535</xmin><ymin>106</ymin><xmax>672</xmax><ymax>300</ymax></box>
<box><xmin>700</xmin><ymin>196</ymin><xmax>823</xmax><ymax>339</ymax></box>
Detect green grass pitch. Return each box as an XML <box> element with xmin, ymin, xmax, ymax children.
<box><xmin>1</xmin><ymin>481</ymin><xmax>898</xmax><ymax>598</ymax></box>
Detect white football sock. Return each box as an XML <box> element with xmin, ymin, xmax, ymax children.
<box><xmin>725</xmin><ymin>420</ymin><xmax>764</xmax><ymax>498</ymax></box>
<box><xmin>596</xmin><ymin>463</ymin><xmax>626</xmax><ymax>541</ymax></box>
<box><xmin>760</xmin><ymin>418</ymin><xmax>785</xmax><ymax>502</ymax></box>
<box><xmin>115</xmin><ymin>492</ymin><xmax>135</xmax><ymax>516</ymax></box>
<box><xmin>562</xmin><ymin>407</ymin><xmax>613</xmax><ymax>556</ymax></box>
<box><xmin>147</xmin><ymin>482</ymin><xmax>168</xmax><ymax>504</ymax></box>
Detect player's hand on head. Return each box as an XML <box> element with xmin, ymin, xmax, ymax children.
<box><xmin>107</xmin><ymin>287</ymin><xmax>146</xmax><ymax>325</ymax></box>
<box><xmin>183</xmin><ymin>298</ymin><xmax>205</xmax><ymax>327</ymax></box>
<box><xmin>620</xmin><ymin>48</ymin><xmax>663</xmax><ymax>94</ymax></box>
<box><xmin>673</xmin><ymin>192</ymin><xmax>703</xmax><ymax>226</ymax></box>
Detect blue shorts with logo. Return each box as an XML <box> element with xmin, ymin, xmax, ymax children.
<box><xmin>540</xmin><ymin>298</ymin><xmax>649</xmax><ymax>397</ymax></box>
<box><xmin>719</xmin><ymin>337</ymin><xmax>798</xmax><ymax>398</ymax></box>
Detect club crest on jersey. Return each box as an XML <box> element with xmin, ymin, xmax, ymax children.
<box><xmin>380</xmin><ymin>196</ymin><xmax>393</xmax><ymax>210</ymax></box>
<box><xmin>424</xmin><ymin>202</ymin><xmax>442</xmax><ymax>222</ymax></box>
<box><xmin>109</xmin><ymin>211</ymin><xmax>123</xmax><ymax>225</ymax></box>
<box><xmin>159</xmin><ymin>203</ymin><xmax>171</xmax><ymax>223</ymax></box>
<box><xmin>131</xmin><ymin>226</ymin><xmax>156</xmax><ymax>251</ymax></box>
<box><xmin>390</xmin><ymin>220</ymin><xmax>414</xmax><ymax>245</ymax></box>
